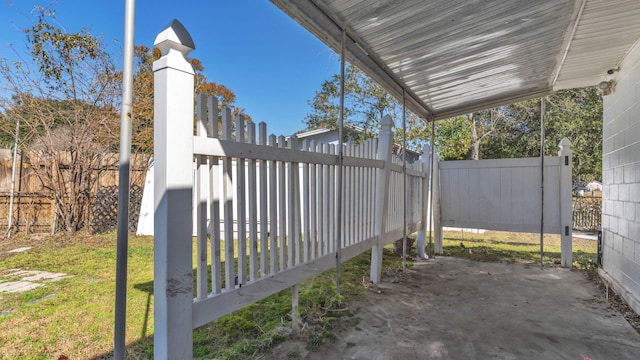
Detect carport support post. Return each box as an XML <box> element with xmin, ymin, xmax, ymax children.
<box><xmin>371</xmin><ymin>115</ymin><xmax>394</xmax><ymax>283</ymax></box>
<box><xmin>153</xmin><ymin>20</ymin><xmax>196</xmax><ymax>359</ymax></box>
<box><xmin>558</xmin><ymin>138</ymin><xmax>573</xmax><ymax>268</ymax></box>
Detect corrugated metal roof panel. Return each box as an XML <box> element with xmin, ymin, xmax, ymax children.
<box><xmin>554</xmin><ymin>0</ymin><xmax>640</xmax><ymax>89</ymax></box>
<box><xmin>271</xmin><ymin>0</ymin><xmax>640</xmax><ymax>119</ymax></box>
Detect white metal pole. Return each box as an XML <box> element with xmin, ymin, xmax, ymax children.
<box><xmin>402</xmin><ymin>90</ymin><xmax>407</xmax><ymax>273</ymax></box>
<box><xmin>428</xmin><ymin>119</ymin><xmax>435</xmax><ymax>256</ymax></box>
<box><xmin>335</xmin><ymin>29</ymin><xmax>346</xmax><ymax>294</ymax></box>
<box><xmin>540</xmin><ymin>97</ymin><xmax>545</xmax><ymax>269</ymax></box>
<box><xmin>114</xmin><ymin>0</ymin><xmax>135</xmax><ymax>358</ymax></box>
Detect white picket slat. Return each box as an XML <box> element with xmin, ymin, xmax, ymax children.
<box><xmin>287</xmin><ymin>138</ymin><xmax>296</xmax><ymax>268</ymax></box>
<box><xmin>321</xmin><ymin>143</ymin><xmax>329</xmax><ymax>256</ymax></box>
<box><xmin>247</xmin><ymin>122</ymin><xmax>258</xmax><ymax>282</ymax></box>
<box><xmin>268</xmin><ymin>135</ymin><xmax>278</xmax><ymax>274</ymax></box>
<box><xmin>302</xmin><ymin>140</ymin><xmax>310</xmax><ymax>263</ymax></box>
<box><xmin>221</xmin><ymin>108</ymin><xmax>235</xmax><ymax>290</ymax></box>
<box><xmin>328</xmin><ymin>144</ymin><xmax>336</xmax><ymax>253</ymax></box>
<box><xmin>207</xmin><ymin>96</ymin><xmax>222</xmax><ymax>294</ymax></box>
<box><xmin>236</xmin><ymin>114</ymin><xmax>247</xmax><ymax>286</ymax></box>
<box><xmin>309</xmin><ymin>140</ymin><xmax>317</xmax><ymax>260</ymax></box>
<box><xmin>195</xmin><ymin>94</ymin><xmax>208</xmax><ymax>299</ymax></box>
<box><xmin>277</xmin><ymin>136</ymin><xmax>287</xmax><ymax>270</ymax></box>
<box><xmin>258</xmin><ymin>123</ymin><xmax>268</xmax><ymax>277</ymax></box>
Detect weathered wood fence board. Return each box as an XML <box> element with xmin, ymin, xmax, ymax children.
<box><xmin>0</xmin><ymin>158</ymin><xmax>148</xmax><ymax>233</ymax></box>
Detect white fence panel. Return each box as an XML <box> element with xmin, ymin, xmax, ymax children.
<box><xmin>438</xmin><ymin>154</ymin><xmax>570</xmax><ymax>236</ymax></box>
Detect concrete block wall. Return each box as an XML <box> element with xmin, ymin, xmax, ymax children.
<box><xmin>601</xmin><ymin>40</ymin><xmax>640</xmax><ymax>314</ymax></box>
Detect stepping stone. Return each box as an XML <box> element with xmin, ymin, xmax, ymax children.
<box><xmin>4</xmin><ymin>269</ymin><xmax>70</xmax><ymax>282</ymax></box>
<box><xmin>8</xmin><ymin>247</ymin><xmax>31</xmax><ymax>253</ymax></box>
<box><xmin>0</xmin><ymin>310</ymin><xmax>15</xmax><ymax>317</ymax></box>
<box><xmin>0</xmin><ymin>268</ymin><xmax>72</xmax><ymax>293</ymax></box>
<box><xmin>0</xmin><ymin>280</ymin><xmax>43</xmax><ymax>293</ymax></box>
<box><xmin>27</xmin><ymin>293</ymin><xmax>57</xmax><ymax>305</ymax></box>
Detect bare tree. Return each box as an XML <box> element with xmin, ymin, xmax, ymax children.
<box><xmin>0</xmin><ymin>9</ymin><xmax>120</xmax><ymax>233</ymax></box>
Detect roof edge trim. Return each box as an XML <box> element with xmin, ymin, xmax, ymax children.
<box><xmin>551</xmin><ymin>0</ymin><xmax>588</xmax><ymax>87</ymax></box>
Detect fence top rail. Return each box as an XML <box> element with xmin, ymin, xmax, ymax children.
<box><xmin>389</xmin><ymin>163</ymin><xmax>427</xmax><ymax>178</ymax></box>
<box><xmin>439</xmin><ymin>156</ymin><xmax>561</xmax><ymax>169</ymax></box>
<box><xmin>193</xmin><ymin>136</ymin><xmax>385</xmax><ymax>169</ymax></box>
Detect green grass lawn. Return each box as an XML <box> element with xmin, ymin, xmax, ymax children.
<box><xmin>0</xmin><ymin>232</ymin><xmax>404</xmax><ymax>359</ymax></box>
<box><xmin>0</xmin><ymin>230</ymin><xmax>597</xmax><ymax>359</ymax></box>
<box><xmin>440</xmin><ymin>230</ymin><xmax>597</xmax><ymax>269</ymax></box>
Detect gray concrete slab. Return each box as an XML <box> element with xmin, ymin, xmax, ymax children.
<box><xmin>302</xmin><ymin>257</ymin><xmax>640</xmax><ymax>360</ymax></box>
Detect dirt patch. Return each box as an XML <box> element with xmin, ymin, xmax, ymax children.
<box><xmin>0</xmin><ymin>231</ymin><xmax>98</xmax><ymax>261</ymax></box>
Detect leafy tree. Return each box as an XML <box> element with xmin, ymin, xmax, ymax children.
<box><xmin>304</xmin><ymin>64</ymin><xmax>426</xmax><ymax>148</ymax></box>
<box><xmin>0</xmin><ymin>9</ymin><xmax>119</xmax><ymax>232</ymax></box>
<box><xmin>434</xmin><ymin>116</ymin><xmax>472</xmax><ymax>160</ymax></box>
<box><xmin>131</xmin><ymin>46</ymin><xmax>250</xmax><ymax>153</ymax></box>
<box><xmin>547</xmin><ymin>88</ymin><xmax>602</xmax><ymax>183</ymax></box>
<box><xmin>480</xmin><ymin>88</ymin><xmax>602</xmax><ymax>182</ymax></box>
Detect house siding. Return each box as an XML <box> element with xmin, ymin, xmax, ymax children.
<box><xmin>601</xmin><ymin>40</ymin><xmax>640</xmax><ymax>314</ymax></box>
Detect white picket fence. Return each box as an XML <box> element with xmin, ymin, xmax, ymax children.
<box><xmin>190</xmin><ymin>97</ymin><xmax>429</xmax><ymax>313</ymax></box>
<box><xmin>152</xmin><ymin>23</ymin><xmax>434</xmax><ymax>359</ymax></box>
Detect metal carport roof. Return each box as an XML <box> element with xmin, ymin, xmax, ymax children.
<box><xmin>270</xmin><ymin>0</ymin><xmax>640</xmax><ymax>120</ymax></box>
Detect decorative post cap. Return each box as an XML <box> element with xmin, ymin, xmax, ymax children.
<box><xmin>154</xmin><ymin>19</ymin><xmax>195</xmax><ymax>57</ymax></box>
<box><xmin>380</xmin><ymin>114</ymin><xmax>395</xmax><ymax>128</ymax></box>
<box><xmin>558</xmin><ymin>137</ymin><xmax>572</xmax><ymax>155</ymax></box>
<box><xmin>558</xmin><ymin>138</ymin><xmax>571</xmax><ymax>147</ymax></box>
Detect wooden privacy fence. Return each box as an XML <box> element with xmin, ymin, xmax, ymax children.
<box><xmin>152</xmin><ymin>23</ymin><xmax>434</xmax><ymax>359</ymax></box>
<box><xmin>0</xmin><ymin>192</ymin><xmax>54</xmax><ymax>233</ymax></box>
<box><xmin>0</xmin><ymin>153</ymin><xmax>148</xmax><ymax>233</ymax></box>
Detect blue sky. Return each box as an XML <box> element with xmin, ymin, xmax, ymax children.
<box><xmin>0</xmin><ymin>0</ymin><xmax>340</xmax><ymax>136</ymax></box>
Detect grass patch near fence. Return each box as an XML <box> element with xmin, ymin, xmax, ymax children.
<box><xmin>0</xmin><ymin>232</ymin><xmax>407</xmax><ymax>359</ymax></box>
<box><xmin>441</xmin><ymin>230</ymin><xmax>598</xmax><ymax>269</ymax></box>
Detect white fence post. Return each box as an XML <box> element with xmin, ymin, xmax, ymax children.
<box><xmin>371</xmin><ymin>115</ymin><xmax>394</xmax><ymax>283</ymax></box>
<box><xmin>153</xmin><ymin>20</ymin><xmax>195</xmax><ymax>360</ymax></box>
<box><xmin>416</xmin><ymin>144</ymin><xmax>431</xmax><ymax>259</ymax></box>
<box><xmin>558</xmin><ymin>138</ymin><xmax>573</xmax><ymax>267</ymax></box>
<box><xmin>432</xmin><ymin>149</ymin><xmax>443</xmax><ymax>254</ymax></box>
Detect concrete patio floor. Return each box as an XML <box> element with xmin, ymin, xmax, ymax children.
<box><xmin>273</xmin><ymin>257</ymin><xmax>640</xmax><ymax>359</ymax></box>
